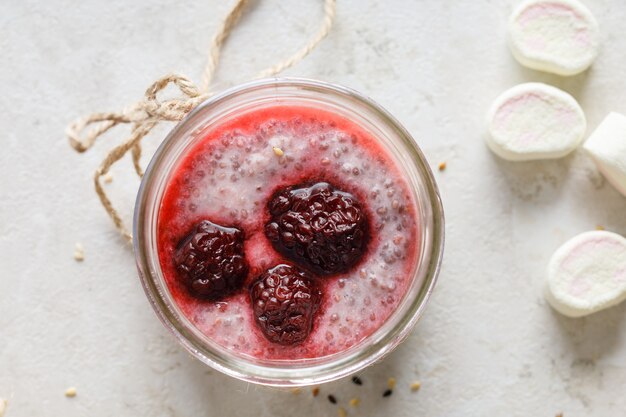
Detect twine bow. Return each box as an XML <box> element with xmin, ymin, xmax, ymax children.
<box><xmin>66</xmin><ymin>0</ymin><xmax>336</xmax><ymax>242</ymax></box>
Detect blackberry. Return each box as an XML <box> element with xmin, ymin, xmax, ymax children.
<box><xmin>265</xmin><ymin>182</ymin><xmax>369</xmax><ymax>275</ymax></box>
<box><xmin>250</xmin><ymin>264</ymin><xmax>322</xmax><ymax>345</ymax></box>
<box><xmin>174</xmin><ymin>220</ymin><xmax>248</xmax><ymax>299</ymax></box>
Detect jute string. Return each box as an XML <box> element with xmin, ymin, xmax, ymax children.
<box><xmin>67</xmin><ymin>0</ymin><xmax>336</xmax><ymax>243</ymax></box>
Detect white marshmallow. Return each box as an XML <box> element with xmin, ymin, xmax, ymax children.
<box><xmin>583</xmin><ymin>112</ymin><xmax>626</xmax><ymax>197</ymax></box>
<box><xmin>546</xmin><ymin>231</ymin><xmax>626</xmax><ymax>317</ymax></box>
<box><xmin>486</xmin><ymin>83</ymin><xmax>586</xmax><ymax>161</ymax></box>
<box><xmin>508</xmin><ymin>0</ymin><xmax>600</xmax><ymax>76</ymax></box>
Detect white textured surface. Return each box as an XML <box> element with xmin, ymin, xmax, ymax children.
<box><xmin>1</xmin><ymin>0</ymin><xmax>626</xmax><ymax>416</ymax></box>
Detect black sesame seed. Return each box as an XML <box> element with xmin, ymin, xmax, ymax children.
<box><xmin>328</xmin><ymin>395</ymin><xmax>337</xmax><ymax>404</ymax></box>
<box><xmin>382</xmin><ymin>389</ymin><xmax>393</xmax><ymax>398</ymax></box>
<box><xmin>352</xmin><ymin>376</ymin><xmax>363</xmax><ymax>386</ymax></box>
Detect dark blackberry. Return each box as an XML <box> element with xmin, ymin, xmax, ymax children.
<box><xmin>250</xmin><ymin>264</ymin><xmax>322</xmax><ymax>345</ymax></box>
<box><xmin>174</xmin><ymin>220</ymin><xmax>248</xmax><ymax>299</ymax></box>
<box><xmin>265</xmin><ymin>182</ymin><xmax>369</xmax><ymax>275</ymax></box>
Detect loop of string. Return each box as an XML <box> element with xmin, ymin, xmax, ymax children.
<box><xmin>66</xmin><ymin>0</ymin><xmax>336</xmax><ymax>243</ymax></box>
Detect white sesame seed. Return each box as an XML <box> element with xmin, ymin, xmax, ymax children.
<box><xmin>73</xmin><ymin>243</ymin><xmax>84</xmax><ymax>262</ymax></box>
<box><xmin>0</xmin><ymin>399</ymin><xmax>7</xmax><ymax>417</ymax></box>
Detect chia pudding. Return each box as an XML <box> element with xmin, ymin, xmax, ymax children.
<box><xmin>157</xmin><ymin>104</ymin><xmax>420</xmax><ymax>360</ymax></box>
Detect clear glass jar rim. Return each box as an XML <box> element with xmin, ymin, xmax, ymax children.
<box><xmin>133</xmin><ymin>77</ymin><xmax>445</xmax><ymax>386</ymax></box>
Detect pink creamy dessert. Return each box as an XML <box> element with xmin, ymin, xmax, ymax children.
<box><xmin>157</xmin><ymin>105</ymin><xmax>420</xmax><ymax>360</ymax></box>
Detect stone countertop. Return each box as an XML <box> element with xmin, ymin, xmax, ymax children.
<box><xmin>1</xmin><ymin>0</ymin><xmax>625</xmax><ymax>416</ymax></box>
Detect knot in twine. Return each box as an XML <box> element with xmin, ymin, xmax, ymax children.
<box><xmin>66</xmin><ymin>0</ymin><xmax>336</xmax><ymax>243</ymax></box>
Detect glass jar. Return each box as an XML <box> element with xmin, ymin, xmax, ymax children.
<box><xmin>133</xmin><ymin>78</ymin><xmax>444</xmax><ymax>386</ymax></box>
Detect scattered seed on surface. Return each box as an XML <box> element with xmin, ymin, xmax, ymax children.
<box><xmin>351</xmin><ymin>376</ymin><xmax>363</xmax><ymax>385</ymax></box>
<box><xmin>272</xmin><ymin>146</ymin><xmax>284</xmax><ymax>157</ymax></box>
<box><xmin>328</xmin><ymin>394</ymin><xmax>337</xmax><ymax>404</ymax></box>
<box><xmin>349</xmin><ymin>398</ymin><xmax>360</xmax><ymax>407</ymax></box>
<box><xmin>387</xmin><ymin>377</ymin><xmax>397</xmax><ymax>390</ymax></box>
<box><xmin>103</xmin><ymin>173</ymin><xmax>113</xmax><ymax>183</ymax></box>
<box><xmin>382</xmin><ymin>389</ymin><xmax>393</xmax><ymax>398</ymax></box>
<box><xmin>291</xmin><ymin>388</ymin><xmax>301</xmax><ymax>395</ymax></box>
<box><xmin>410</xmin><ymin>381</ymin><xmax>421</xmax><ymax>392</ymax></box>
<box><xmin>73</xmin><ymin>243</ymin><xmax>85</xmax><ymax>262</ymax></box>
<box><xmin>312</xmin><ymin>387</ymin><xmax>320</xmax><ymax>397</ymax></box>
<box><xmin>65</xmin><ymin>387</ymin><xmax>77</xmax><ymax>397</ymax></box>
<box><xmin>438</xmin><ymin>161</ymin><xmax>447</xmax><ymax>171</ymax></box>
<box><xmin>338</xmin><ymin>407</ymin><xmax>347</xmax><ymax>417</ymax></box>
